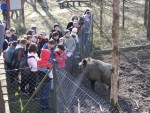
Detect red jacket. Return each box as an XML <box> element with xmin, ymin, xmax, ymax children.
<box><xmin>37</xmin><ymin>49</ymin><xmax>52</xmax><ymax>68</ymax></box>
<box><xmin>55</xmin><ymin>50</ymin><xmax>67</xmax><ymax>68</ymax></box>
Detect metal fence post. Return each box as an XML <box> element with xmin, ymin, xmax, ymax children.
<box><xmin>52</xmin><ymin>61</ymin><xmax>57</xmax><ymax>113</ymax></box>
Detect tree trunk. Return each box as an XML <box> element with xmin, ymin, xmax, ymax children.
<box><xmin>110</xmin><ymin>0</ymin><xmax>120</xmax><ymax>109</ymax></box>
<box><xmin>144</xmin><ymin>0</ymin><xmax>149</xmax><ymax>26</ymax></box>
<box><xmin>147</xmin><ymin>0</ymin><xmax>150</xmax><ymax>41</ymax></box>
<box><xmin>122</xmin><ymin>0</ymin><xmax>125</xmax><ymax>30</ymax></box>
<box><xmin>100</xmin><ymin>0</ymin><xmax>103</xmax><ymax>35</ymax></box>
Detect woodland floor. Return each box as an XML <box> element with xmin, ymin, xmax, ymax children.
<box><xmin>82</xmin><ymin>48</ymin><xmax>150</xmax><ymax>113</ymax></box>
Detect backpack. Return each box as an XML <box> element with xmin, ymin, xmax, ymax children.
<box><xmin>10</xmin><ymin>48</ymin><xmax>22</xmax><ymax>68</ymax></box>
<box><xmin>20</xmin><ymin>56</ymin><xmax>35</xmax><ymax>74</ymax></box>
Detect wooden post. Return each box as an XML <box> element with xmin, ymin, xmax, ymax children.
<box><xmin>0</xmin><ymin>82</ymin><xmax>5</xmax><ymax>113</ymax></box>
<box><xmin>110</xmin><ymin>0</ymin><xmax>120</xmax><ymax>109</ymax></box>
<box><xmin>6</xmin><ymin>0</ymin><xmax>10</xmax><ymax>28</ymax></box>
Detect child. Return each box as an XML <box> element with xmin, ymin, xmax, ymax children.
<box><xmin>55</xmin><ymin>45</ymin><xmax>67</xmax><ymax>69</ymax></box>
<box><xmin>37</xmin><ymin>49</ymin><xmax>52</xmax><ymax>109</ymax></box>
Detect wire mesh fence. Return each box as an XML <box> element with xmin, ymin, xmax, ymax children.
<box><xmin>1</xmin><ymin>62</ymin><xmax>118</xmax><ymax>113</ymax></box>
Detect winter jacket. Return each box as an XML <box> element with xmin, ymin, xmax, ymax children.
<box><xmin>5</xmin><ymin>47</ymin><xmax>15</xmax><ymax>63</ymax></box>
<box><xmin>55</xmin><ymin>50</ymin><xmax>67</xmax><ymax>68</ymax></box>
<box><xmin>11</xmin><ymin>34</ymin><xmax>18</xmax><ymax>41</ymax></box>
<box><xmin>27</xmin><ymin>52</ymin><xmax>39</xmax><ymax>72</ymax></box>
<box><xmin>0</xmin><ymin>3</ymin><xmax>7</xmax><ymax>13</ymax></box>
<box><xmin>3</xmin><ymin>37</ymin><xmax>10</xmax><ymax>51</ymax></box>
<box><xmin>65</xmin><ymin>36</ymin><xmax>76</xmax><ymax>53</ymax></box>
<box><xmin>37</xmin><ymin>49</ymin><xmax>52</xmax><ymax>68</ymax></box>
<box><xmin>0</xmin><ymin>20</ymin><xmax>5</xmax><ymax>55</ymax></box>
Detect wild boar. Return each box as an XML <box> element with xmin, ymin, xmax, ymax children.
<box><xmin>79</xmin><ymin>58</ymin><xmax>112</xmax><ymax>90</ymax></box>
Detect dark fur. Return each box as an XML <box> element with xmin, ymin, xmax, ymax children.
<box><xmin>79</xmin><ymin>58</ymin><xmax>112</xmax><ymax>90</ymax></box>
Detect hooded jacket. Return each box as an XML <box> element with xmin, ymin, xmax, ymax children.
<box><xmin>55</xmin><ymin>49</ymin><xmax>67</xmax><ymax>68</ymax></box>
<box><xmin>37</xmin><ymin>49</ymin><xmax>52</xmax><ymax>68</ymax></box>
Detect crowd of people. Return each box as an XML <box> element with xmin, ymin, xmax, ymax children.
<box><xmin>1</xmin><ymin>9</ymin><xmax>92</xmax><ymax>110</ymax></box>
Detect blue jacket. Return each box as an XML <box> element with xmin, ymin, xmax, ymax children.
<box><xmin>0</xmin><ymin>3</ymin><xmax>7</xmax><ymax>13</ymax></box>
<box><xmin>5</xmin><ymin>47</ymin><xmax>15</xmax><ymax>63</ymax></box>
<box><xmin>49</xmin><ymin>48</ymin><xmax>55</xmax><ymax>63</ymax></box>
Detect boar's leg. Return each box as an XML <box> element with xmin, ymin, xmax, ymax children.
<box><xmin>90</xmin><ymin>80</ymin><xmax>96</xmax><ymax>91</ymax></box>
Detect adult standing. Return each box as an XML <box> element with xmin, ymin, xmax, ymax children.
<box><xmin>0</xmin><ymin>20</ymin><xmax>5</xmax><ymax>56</ymax></box>
<box><xmin>0</xmin><ymin>0</ymin><xmax>7</xmax><ymax>21</ymax></box>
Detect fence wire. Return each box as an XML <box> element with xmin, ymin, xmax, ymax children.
<box><xmin>55</xmin><ymin>67</ymin><xmax>118</xmax><ymax>113</ymax></box>
<box><xmin>1</xmin><ymin>62</ymin><xmax>118</xmax><ymax>113</ymax></box>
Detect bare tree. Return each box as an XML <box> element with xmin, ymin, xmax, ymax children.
<box><xmin>110</xmin><ymin>0</ymin><xmax>120</xmax><ymax>109</ymax></box>
<box><xmin>147</xmin><ymin>0</ymin><xmax>150</xmax><ymax>41</ymax></box>
<box><xmin>144</xmin><ymin>0</ymin><xmax>149</xmax><ymax>26</ymax></box>
<box><xmin>122</xmin><ymin>0</ymin><xmax>125</xmax><ymax>30</ymax></box>
<box><xmin>100</xmin><ymin>0</ymin><xmax>103</xmax><ymax>35</ymax></box>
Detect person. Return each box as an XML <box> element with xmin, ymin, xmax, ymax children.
<box><xmin>20</xmin><ymin>43</ymin><xmax>39</xmax><ymax>96</ymax></box>
<box><xmin>64</xmin><ymin>29</ymin><xmax>76</xmax><ymax>57</ymax></box>
<box><xmin>24</xmin><ymin>35</ymin><xmax>33</xmax><ymax>55</ymax></box>
<box><xmin>5</xmin><ymin>41</ymin><xmax>17</xmax><ymax>67</ymax></box>
<box><xmin>38</xmin><ymin>31</ymin><xmax>48</xmax><ymax>57</ymax></box>
<box><xmin>43</xmin><ymin>39</ymin><xmax>56</xmax><ymax>63</ymax></box>
<box><xmin>51</xmin><ymin>31</ymin><xmax>60</xmax><ymax>44</ymax></box>
<box><xmin>11</xmin><ymin>11</ymin><xmax>18</xmax><ymax>19</ymax></box>
<box><xmin>26</xmin><ymin>29</ymin><xmax>35</xmax><ymax>35</ymax></box>
<box><xmin>3</xmin><ymin>30</ymin><xmax>11</xmax><ymax>50</ymax></box>
<box><xmin>49</xmin><ymin>23</ymin><xmax>63</xmax><ymax>39</ymax></box>
<box><xmin>37</xmin><ymin>49</ymin><xmax>52</xmax><ymax>110</ymax></box>
<box><xmin>66</xmin><ymin>15</ymin><xmax>78</xmax><ymax>31</ymax></box>
<box><xmin>0</xmin><ymin>20</ymin><xmax>5</xmax><ymax>56</ymax></box>
<box><xmin>32</xmin><ymin>35</ymin><xmax>38</xmax><ymax>44</ymax></box>
<box><xmin>9</xmin><ymin>27</ymin><xmax>18</xmax><ymax>41</ymax></box>
<box><xmin>55</xmin><ymin>45</ymin><xmax>67</xmax><ymax>68</ymax></box>
<box><xmin>81</xmin><ymin>10</ymin><xmax>92</xmax><ymax>55</ymax></box>
<box><xmin>10</xmin><ymin>39</ymin><xmax>27</xmax><ymax>86</ymax></box>
<box><xmin>5</xmin><ymin>41</ymin><xmax>17</xmax><ymax>84</ymax></box>
<box><xmin>64</xmin><ymin>29</ymin><xmax>76</xmax><ymax>72</ymax></box>
<box><xmin>0</xmin><ymin>1</ymin><xmax>7</xmax><ymax>21</ymax></box>
<box><xmin>3</xmin><ymin>30</ymin><xmax>12</xmax><ymax>59</ymax></box>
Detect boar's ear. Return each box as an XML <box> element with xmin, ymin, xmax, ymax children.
<box><xmin>82</xmin><ymin>59</ymin><xmax>87</xmax><ymax>66</ymax></box>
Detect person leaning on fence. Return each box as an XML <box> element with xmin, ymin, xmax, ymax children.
<box><xmin>37</xmin><ymin>49</ymin><xmax>52</xmax><ymax>110</ymax></box>
<box><xmin>20</xmin><ymin>43</ymin><xmax>39</xmax><ymax>96</ymax></box>
<box><xmin>55</xmin><ymin>44</ymin><xmax>67</xmax><ymax>69</ymax></box>
<box><xmin>81</xmin><ymin>10</ymin><xmax>92</xmax><ymax>55</ymax></box>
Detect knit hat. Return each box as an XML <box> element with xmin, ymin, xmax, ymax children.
<box><xmin>65</xmin><ymin>29</ymin><xmax>70</xmax><ymax>34</ymax></box>
<box><xmin>53</xmin><ymin>23</ymin><xmax>59</xmax><ymax>28</ymax></box>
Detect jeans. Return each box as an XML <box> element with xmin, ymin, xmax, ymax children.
<box><xmin>2</xmin><ymin>12</ymin><xmax>7</xmax><ymax>21</ymax></box>
<box><xmin>38</xmin><ymin>81</ymin><xmax>51</xmax><ymax>108</ymax></box>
